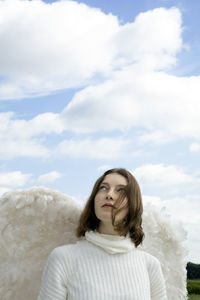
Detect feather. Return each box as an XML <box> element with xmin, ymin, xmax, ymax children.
<box><xmin>0</xmin><ymin>187</ymin><xmax>81</xmax><ymax>300</ymax></box>
<box><xmin>0</xmin><ymin>188</ymin><xmax>187</xmax><ymax>299</ymax></box>
<box><xmin>141</xmin><ymin>203</ymin><xmax>188</xmax><ymax>299</ymax></box>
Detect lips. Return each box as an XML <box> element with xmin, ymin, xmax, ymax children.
<box><xmin>102</xmin><ymin>203</ymin><xmax>114</xmax><ymax>208</ymax></box>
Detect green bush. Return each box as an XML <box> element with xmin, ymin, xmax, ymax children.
<box><xmin>187</xmin><ymin>280</ymin><xmax>200</xmax><ymax>294</ymax></box>
<box><xmin>187</xmin><ymin>262</ymin><xmax>200</xmax><ymax>279</ymax></box>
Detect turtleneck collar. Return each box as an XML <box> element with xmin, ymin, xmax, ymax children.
<box><xmin>85</xmin><ymin>230</ymin><xmax>135</xmax><ymax>254</ymax></box>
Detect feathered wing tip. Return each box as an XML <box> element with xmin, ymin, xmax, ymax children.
<box><xmin>0</xmin><ymin>189</ymin><xmax>188</xmax><ymax>299</ymax></box>
<box><xmin>0</xmin><ymin>187</ymin><xmax>82</xmax><ymax>300</ymax></box>
<box><xmin>141</xmin><ymin>202</ymin><xmax>188</xmax><ymax>300</ymax></box>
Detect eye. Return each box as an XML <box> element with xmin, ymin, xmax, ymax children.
<box><xmin>99</xmin><ymin>185</ymin><xmax>107</xmax><ymax>191</ymax></box>
<box><xmin>117</xmin><ymin>187</ymin><xmax>125</xmax><ymax>192</ymax></box>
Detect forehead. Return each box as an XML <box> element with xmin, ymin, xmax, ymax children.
<box><xmin>102</xmin><ymin>173</ymin><xmax>127</xmax><ymax>186</ymax></box>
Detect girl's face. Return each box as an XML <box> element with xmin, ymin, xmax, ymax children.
<box><xmin>94</xmin><ymin>173</ymin><xmax>129</xmax><ymax>226</ymax></box>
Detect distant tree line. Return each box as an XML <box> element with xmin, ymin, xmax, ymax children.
<box><xmin>187</xmin><ymin>262</ymin><xmax>200</xmax><ymax>279</ymax></box>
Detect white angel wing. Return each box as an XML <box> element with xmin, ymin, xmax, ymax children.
<box><xmin>0</xmin><ymin>188</ymin><xmax>187</xmax><ymax>299</ymax></box>
<box><xmin>0</xmin><ymin>187</ymin><xmax>81</xmax><ymax>300</ymax></box>
<box><xmin>141</xmin><ymin>203</ymin><xmax>188</xmax><ymax>300</ymax></box>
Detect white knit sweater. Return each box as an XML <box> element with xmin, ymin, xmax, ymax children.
<box><xmin>38</xmin><ymin>232</ymin><xmax>167</xmax><ymax>300</ymax></box>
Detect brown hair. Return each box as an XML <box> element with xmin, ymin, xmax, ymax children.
<box><xmin>76</xmin><ymin>168</ymin><xmax>144</xmax><ymax>247</ymax></box>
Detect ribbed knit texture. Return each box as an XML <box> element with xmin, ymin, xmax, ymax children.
<box><xmin>38</xmin><ymin>239</ymin><xmax>168</xmax><ymax>300</ymax></box>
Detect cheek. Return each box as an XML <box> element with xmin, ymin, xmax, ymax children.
<box><xmin>94</xmin><ymin>192</ymin><xmax>103</xmax><ymax>203</ymax></box>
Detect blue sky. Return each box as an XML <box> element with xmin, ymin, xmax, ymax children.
<box><xmin>0</xmin><ymin>0</ymin><xmax>200</xmax><ymax>263</ymax></box>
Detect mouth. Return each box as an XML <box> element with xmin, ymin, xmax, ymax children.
<box><xmin>102</xmin><ymin>204</ymin><xmax>114</xmax><ymax>208</ymax></box>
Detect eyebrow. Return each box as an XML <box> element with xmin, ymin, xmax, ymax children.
<box><xmin>101</xmin><ymin>182</ymin><xmax>126</xmax><ymax>187</ymax></box>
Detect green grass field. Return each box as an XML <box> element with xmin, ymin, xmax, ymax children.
<box><xmin>188</xmin><ymin>295</ymin><xmax>200</xmax><ymax>300</ymax></box>
<box><xmin>187</xmin><ymin>279</ymin><xmax>200</xmax><ymax>299</ymax></box>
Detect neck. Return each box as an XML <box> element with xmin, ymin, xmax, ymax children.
<box><xmin>97</xmin><ymin>222</ymin><xmax>125</xmax><ymax>236</ymax></box>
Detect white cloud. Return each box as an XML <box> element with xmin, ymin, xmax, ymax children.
<box><xmin>115</xmin><ymin>7</ymin><xmax>182</xmax><ymax>69</ymax></box>
<box><xmin>184</xmin><ymin>223</ymin><xmax>200</xmax><ymax>263</ymax></box>
<box><xmin>0</xmin><ymin>112</ymin><xmax>63</xmax><ymax>139</ymax></box>
<box><xmin>137</xmin><ymin>130</ymin><xmax>172</xmax><ymax>145</ymax></box>
<box><xmin>0</xmin><ymin>2</ymin><xmax>182</xmax><ymax>99</ymax></box>
<box><xmin>0</xmin><ymin>187</ymin><xmax>11</xmax><ymax>197</ymax></box>
<box><xmin>133</xmin><ymin>163</ymin><xmax>192</xmax><ymax>187</ymax></box>
<box><xmin>143</xmin><ymin>194</ymin><xmax>200</xmax><ymax>224</ymax></box>
<box><xmin>143</xmin><ymin>195</ymin><xmax>164</xmax><ymax>207</ymax></box>
<box><xmin>61</xmin><ymin>65</ymin><xmax>200</xmax><ymax>140</ymax></box>
<box><xmin>190</xmin><ymin>143</ymin><xmax>200</xmax><ymax>153</ymax></box>
<box><xmin>0</xmin><ymin>112</ymin><xmax>63</xmax><ymax>159</ymax></box>
<box><xmin>55</xmin><ymin>7</ymin><xmax>199</xmax><ymax>141</ymax></box>
<box><xmin>37</xmin><ymin>171</ymin><xmax>62</xmax><ymax>184</ymax></box>
<box><xmin>0</xmin><ymin>0</ymin><xmax>119</xmax><ymax>99</ymax></box>
<box><xmin>57</xmin><ymin>137</ymin><xmax>131</xmax><ymax>159</ymax></box>
<box><xmin>0</xmin><ymin>4</ymin><xmax>199</xmax><ymax>160</ymax></box>
<box><xmin>0</xmin><ymin>171</ymin><xmax>31</xmax><ymax>188</ymax></box>
<box><xmin>0</xmin><ymin>139</ymin><xmax>50</xmax><ymax>160</ymax></box>
<box><xmin>1</xmin><ymin>3</ymin><xmax>196</xmax><ymax>145</ymax></box>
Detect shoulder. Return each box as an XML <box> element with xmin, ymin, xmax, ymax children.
<box><xmin>45</xmin><ymin>243</ymin><xmax>76</xmax><ymax>268</ymax></box>
<box><xmin>48</xmin><ymin>239</ymin><xmax>99</xmax><ymax>267</ymax></box>
<box><xmin>51</xmin><ymin>243</ymin><xmax>77</xmax><ymax>255</ymax></box>
<box><xmin>142</xmin><ymin>250</ymin><xmax>160</xmax><ymax>264</ymax></box>
<box><xmin>49</xmin><ymin>242</ymin><xmax>79</xmax><ymax>262</ymax></box>
<box><xmin>45</xmin><ymin>242</ymin><xmax>82</xmax><ymax>279</ymax></box>
<box><xmin>49</xmin><ymin>239</ymin><xmax>87</xmax><ymax>261</ymax></box>
<box><xmin>136</xmin><ymin>249</ymin><xmax>162</xmax><ymax>270</ymax></box>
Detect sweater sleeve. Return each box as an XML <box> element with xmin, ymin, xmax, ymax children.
<box><xmin>147</xmin><ymin>255</ymin><xmax>168</xmax><ymax>300</ymax></box>
<box><xmin>37</xmin><ymin>247</ymin><xmax>70</xmax><ymax>300</ymax></box>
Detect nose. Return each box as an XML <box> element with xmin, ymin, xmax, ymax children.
<box><xmin>106</xmin><ymin>189</ymin><xmax>114</xmax><ymax>200</ymax></box>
